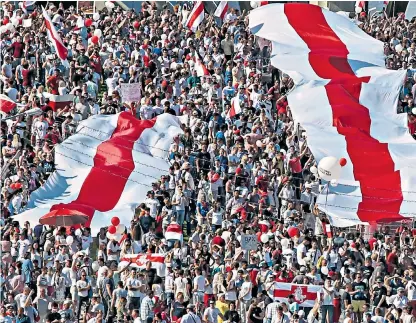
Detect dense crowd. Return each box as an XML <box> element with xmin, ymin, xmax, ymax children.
<box><xmin>1</xmin><ymin>2</ymin><xmax>416</xmax><ymax>323</ymax></box>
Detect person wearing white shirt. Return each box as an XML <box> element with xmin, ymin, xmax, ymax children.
<box><xmin>388</xmin><ymin>288</ymin><xmax>409</xmax><ymax>309</ymax></box>
<box><xmin>145</xmin><ymin>192</ymin><xmax>160</xmax><ymax>218</ymax></box>
<box><xmin>106</xmin><ymin>239</ymin><xmax>120</xmax><ymax>262</ymax></box>
<box><xmin>193</xmin><ymin>269</ymin><xmax>206</xmax><ymax>305</ymax></box>
<box><xmin>126</xmin><ymin>269</ymin><xmax>142</xmax><ymax>311</ymax></box>
<box><xmin>181</xmin><ymin>305</ymin><xmax>202</xmax><ymax>323</ymax></box>
<box><xmin>318</xmin><ymin>279</ymin><xmax>335</xmax><ymax>323</ymax></box>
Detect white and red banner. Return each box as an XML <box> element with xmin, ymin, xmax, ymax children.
<box><xmin>227</xmin><ymin>97</ymin><xmax>241</xmax><ymax>119</ymax></box>
<box><xmin>249</xmin><ymin>4</ymin><xmax>416</xmax><ymax>227</ymax></box>
<box><xmin>42</xmin><ymin>93</ymin><xmax>74</xmax><ymax>111</ymax></box>
<box><xmin>0</xmin><ymin>94</ymin><xmax>17</xmax><ymax>114</ymax></box>
<box><xmin>186</xmin><ymin>1</ymin><xmax>204</xmax><ymax>32</ymax></box>
<box><xmin>214</xmin><ymin>1</ymin><xmax>229</xmax><ymax>20</ymax></box>
<box><xmin>274</xmin><ymin>282</ymin><xmax>322</xmax><ymax>307</ymax></box>
<box><xmin>42</xmin><ymin>6</ymin><xmax>68</xmax><ymax>67</ymax></box>
<box><xmin>120</xmin><ymin>253</ymin><xmax>166</xmax><ymax>276</ymax></box>
<box><xmin>193</xmin><ymin>51</ymin><xmax>210</xmax><ymax>77</ymax></box>
<box><xmin>14</xmin><ymin>112</ymin><xmax>183</xmax><ymax>234</ymax></box>
<box><xmin>165</xmin><ymin>223</ymin><xmax>183</xmax><ymax>241</ymax></box>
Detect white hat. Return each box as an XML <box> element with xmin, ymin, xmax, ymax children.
<box><xmin>305</xmin><ymin>183</ymin><xmax>312</xmax><ymax>189</ymax></box>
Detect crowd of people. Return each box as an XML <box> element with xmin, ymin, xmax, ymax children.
<box><xmin>1</xmin><ymin>2</ymin><xmax>416</xmax><ymax>323</ymax></box>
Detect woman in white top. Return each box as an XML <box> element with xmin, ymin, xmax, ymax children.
<box><xmin>208</xmin><ymin>201</ymin><xmax>224</xmax><ymax>233</ymax></box>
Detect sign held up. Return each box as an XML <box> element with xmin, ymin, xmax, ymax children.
<box><xmin>241</xmin><ymin>234</ymin><xmax>258</xmax><ymax>250</ymax></box>
<box><xmin>120</xmin><ymin>83</ymin><xmax>142</xmax><ymax>102</ymax></box>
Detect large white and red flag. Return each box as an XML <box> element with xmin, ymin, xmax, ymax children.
<box><xmin>214</xmin><ymin>1</ymin><xmax>229</xmax><ymax>20</ymax></box>
<box><xmin>42</xmin><ymin>6</ymin><xmax>68</xmax><ymax>67</ymax></box>
<box><xmin>120</xmin><ymin>253</ymin><xmax>166</xmax><ymax>276</ymax></box>
<box><xmin>193</xmin><ymin>51</ymin><xmax>210</xmax><ymax>77</ymax></box>
<box><xmin>274</xmin><ymin>282</ymin><xmax>322</xmax><ymax>307</ymax></box>
<box><xmin>249</xmin><ymin>4</ymin><xmax>416</xmax><ymax>227</ymax></box>
<box><xmin>14</xmin><ymin>112</ymin><xmax>183</xmax><ymax>234</ymax></box>
<box><xmin>227</xmin><ymin>97</ymin><xmax>242</xmax><ymax>119</ymax></box>
<box><xmin>186</xmin><ymin>1</ymin><xmax>204</xmax><ymax>32</ymax></box>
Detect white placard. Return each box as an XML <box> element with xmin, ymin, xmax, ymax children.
<box><xmin>23</xmin><ymin>19</ymin><xmax>32</xmax><ymax>28</ymax></box>
<box><xmin>241</xmin><ymin>234</ymin><xmax>258</xmax><ymax>251</ymax></box>
<box><xmin>120</xmin><ymin>83</ymin><xmax>142</xmax><ymax>102</ymax></box>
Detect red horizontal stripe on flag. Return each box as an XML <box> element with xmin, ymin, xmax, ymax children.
<box><xmin>284</xmin><ymin>4</ymin><xmax>403</xmax><ymax>222</ymax></box>
<box><xmin>51</xmin><ymin>113</ymin><xmax>156</xmax><ymax>225</ymax></box>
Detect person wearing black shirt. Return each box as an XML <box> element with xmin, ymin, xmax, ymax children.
<box><xmin>351</xmin><ymin>273</ymin><xmax>368</xmax><ymax>323</ymax></box>
<box><xmin>361</xmin><ymin>258</ymin><xmax>375</xmax><ymax>281</ymax></box>
<box><xmin>224</xmin><ymin>302</ymin><xmax>240</xmax><ymax>323</ymax></box>
<box><xmin>196</xmin><ymin>142</ymin><xmax>211</xmax><ymax>176</ymax></box>
<box><xmin>372</xmin><ymin>278</ymin><xmax>388</xmax><ymax>310</ymax></box>
<box><xmin>144</xmin><ymin>261</ymin><xmax>157</xmax><ymax>288</ymax></box>
<box><xmin>341</xmin><ymin>284</ymin><xmax>352</xmax><ymax>314</ymax></box>
<box><xmin>139</xmin><ymin>210</ymin><xmax>155</xmax><ymax>234</ymax></box>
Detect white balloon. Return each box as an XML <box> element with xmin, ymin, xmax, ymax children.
<box><xmin>105</xmin><ymin>1</ymin><xmax>115</xmax><ymax>10</ymax></box>
<box><xmin>250</xmin><ymin>1</ymin><xmax>260</xmax><ymax>9</ymax></box>
<box><xmin>310</xmin><ymin>166</ymin><xmax>318</xmax><ymax>174</ymax></box>
<box><xmin>355</xmin><ymin>6</ymin><xmax>362</xmax><ymax>13</ymax></box>
<box><xmin>66</xmin><ymin>235</ymin><xmax>74</xmax><ymax>245</ymax></box>
<box><xmin>412</xmin><ymin>107</ymin><xmax>416</xmax><ymax>115</ymax></box>
<box><xmin>93</xmin><ymin>13</ymin><xmax>100</xmax><ymax>21</ymax></box>
<box><xmin>318</xmin><ymin>156</ymin><xmax>342</xmax><ymax>181</ymax></box>
<box><xmin>260</xmin><ymin>234</ymin><xmax>269</xmax><ymax>243</ymax></box>
<box><xmin>94</xmin><ymin>29</ymin><xmax>102</xmax><ymax>38</ymax></box>
<box><xmin>116</xmin><ymin>224</ymin><xmax>126</xmax><ymax>234</ymax></box>
<box><xmin>106</xmin><ymin>231</ymin><xmax>115</xmax><ymax>240</ymax></box>
<box><xmin>0</xmin><ymin>26</ymin><xmax>7</xmax><ymax>34</ymax></box>
<box><xmin>114</xmin><ymin>233</ymin><xmax>122</xmax><ymax>241</ymax></box>
<box><xmin>395</xmin><ymin>44</ymin><xmax>403</xmax><ymax>53</ymax></box>
<box><xmin>161</xmin><ymin>34</ymin><xmax>167</xmax><ymax>41</ymax></box>
<box><xmin>91</xmin><ymin>261</ymin><xmax>100</xmax><ymax>272</ymax></box>
<box><xmin>330</xmin><ymin>179</ymin><xmax>338</xmax><ymax>187</ymax></box>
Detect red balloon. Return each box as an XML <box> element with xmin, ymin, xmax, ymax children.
<box><xmin>3</xmin><ymin>17</ymin><xmax>9</xmax><ymax>25</ymax></box>
<box><xmin>287</xmin><ymin>226</ymin><xmax>300</xmax><ymax>238</ymax></box>
<box><xmin>10</xmin><ymin>183</ymin><xmax>16</xmax><ymax>189</ymax></box>
<box><xmin>108</xmin><ymin>225</ymin><xmax>117</xmax><ymax>234</ymax></box>
<box><xmin>91</xmin><ymin>35</ymin><xmax>99</xmax><ymax>44</ymax></box>
<box><xmin>339</xmin><ymin>158</ymin><xmax>347</xmax><ymax>167</ymax></box>
<box><xmin>111</xmin><ymin>217</ymin><xmax>120</xmax><ymax>226</ymax></box>
<box><xmin>85</xmin><ymin>18</ymin><xmax>93</xmax><ymax>27</ymax></box>
<box><xmin>133</xmin><ymin>21</ymin><xmax>140</xmax><ymax>29</ymax></box>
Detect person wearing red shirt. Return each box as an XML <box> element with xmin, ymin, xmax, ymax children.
<box><xmin>386</xmin><ymin>246</ymin><xmax>399</xmax><ymax>274</ymax></box>
<box><xmin>289</xmin><ymin>149</ymin><xmax>307</xmax><ymax>198</ymax></box>
<box><xmin>46</xmin><ymin>69</ymin><xmax>61</xmax><ymax>95</ymax></box>
<box><xmin>9</xmin><ymin>36</ymin><xmax>24</xmax><ymax>60</ymax></box>
<box><xmin>89</xmin><ymin>50</ymin><xmax>102</xmax><ymax>75</ymax></box>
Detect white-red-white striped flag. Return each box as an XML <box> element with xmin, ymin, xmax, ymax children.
<box><xmin>165</xmin><ymin>223</ymin><xmax>183</xmax><ymax>241</ymax></box>
<box><xmin>274</xmin><ymin>282</ymin><xmax>322</xmax><ymax>307</ymax></box>
<box><xmin>120</xmin><ymin>253</ymin><xmax>166</xmax><ymax>276</ymax></box>
<box><xmin>214</xmin><ymin>1</ymin><xmax>229</xmax><ymax>20</ymax></box>
<box><xmin>13</xmin><ymin>113</ymin><xmax>183</xmax><ymax>234</ymax></box>
<box><xmin>227</xmin><ymin>97</ymin><xmax>242</xmax><ymax>119</ymax></box>
<box><xmin>42</xmin><ymin>6</ymin><xmax>68</xmax><ymax>67</ymax></box>
<box><xmin>249</xmin><ymin>4</ymin><xmax>416</xmax><ymax>227</ymax></box>
<box><xmin>185</xmin><ymin>1</ymin><xmax>204</xmax><ymax>32</ymax></box>
<box><xmin>193</xmin><ymin>51</ymin><xmax>210</xmax><ymax>77</ymax></box>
